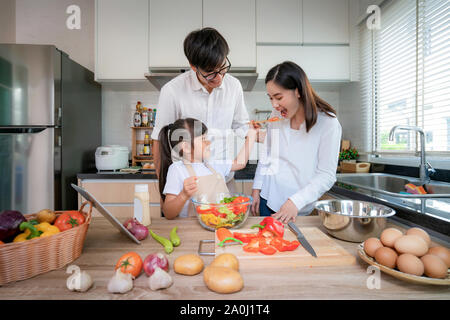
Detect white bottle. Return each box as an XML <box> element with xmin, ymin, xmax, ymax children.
<box><xmin>134</xmin><ymin>184</ymin><xmax>151</xmax><ymax>226</ymax></box>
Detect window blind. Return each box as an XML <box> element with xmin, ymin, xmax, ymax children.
<box><xmin>417</xmin><ymin>0</ymin><xmax>450</xmax><ymax>152</ymax></box>
<box><xmin>359</xmin><ymin>0</ymin><xmax>450</xmax><ymax>155</ymax></box>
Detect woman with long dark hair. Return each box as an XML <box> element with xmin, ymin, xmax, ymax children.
<box><xmin>251</xmin><ymin>61</ymin><xmax>342</xmax><ymax>223</ymax></box>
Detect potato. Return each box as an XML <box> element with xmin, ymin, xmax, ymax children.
<box><xmin>36</xmin><ymin>209</ymin><xmax>56</xmax><ymax>224</ymax></box>
<box><xmin>210</xmin><ymin>253</ymin><xmax>239</xmax><ymax>271</ymax></box>
<box><xmin>173</xmin><ymin>254</ymin><xmax>204</xmax><ymax>275</ymax></box>
<box><xmin>203</xmin><ymin>266</ymin><xmax>243</xmax><ymax>294</ymax></box>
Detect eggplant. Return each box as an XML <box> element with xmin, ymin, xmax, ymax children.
<box><xmin>0</xmin><ymin>210</ymin><xmax>27</xmax><ymax>242</ymax></box>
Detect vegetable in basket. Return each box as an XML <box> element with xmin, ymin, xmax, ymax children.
<box><xmin>0</xmin><ymin>210</ymin><xmax>27</xmax><ymax>242</ymax></box>
<box><xmin>54</xmin><ymin>211</ymin><xmax>85</xmax><ymax>232</ymax></box>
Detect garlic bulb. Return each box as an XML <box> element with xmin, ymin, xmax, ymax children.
<box><xmin>148</xmin><ymin>267</ymin><xmax>173</xmax><ymax>290</ymax></box>
<box><xmin>107</xmin><ymin>269</ymin><xmax>133</xmax><ymax>294</ymax></box>
<box><xmin>66</xmin><ymin>265</ymin><xmax>93</xmax><ymax>292</ymax></box>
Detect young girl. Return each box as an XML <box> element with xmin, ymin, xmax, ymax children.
<box><xmin>158</xmin><ymin>118</ymin><xmax>257</xmax><ymax>219</ymax></box>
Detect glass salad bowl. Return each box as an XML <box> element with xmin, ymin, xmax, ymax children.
<box><xmin>191</xmin><ymin>193</ymin><xmax>253</xmax><ymax>231</ymax></box>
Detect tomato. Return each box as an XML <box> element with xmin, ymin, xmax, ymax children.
<box><xmin>259</xmin><ymin>244</ymin><xmax>277</xmax><ymax>255</ymax></box>
<box><xmin>53</xmin><ymin>211</ymin><xmax>85</xmax><ymax>232</ymax></box>
<box><xmin>0</xmin><ymin>240</ymin><xmax>4</xmax><ymax>245</ymax></box>
<box><xmin>233</xmin><ymin>232</ymin><xmax>258</xmax><ymax>243</ymax></box>
<box><xmin>115</xmin><ymin>252</ymin><xmax>143</xmax><ymax>278</ymax></box>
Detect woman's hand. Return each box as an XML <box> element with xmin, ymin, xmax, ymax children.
<box><xmin>249</xmin><ymin>120</ymin><xmax>266</xmax><ymax>143</ymax></box>
<box><xmin>272</xmin><ymin>199</ymin><xmax>298</xmax><ymax>224</ymax></box>
<box><xmin>250</xmin><ymin>189</ymin><xmax>260</xmax><ymax>216</ymax></box>
<box><xmin>181</xmin><ymin>176</ymin><xmax>198</xmax><ymax>199</ymax></box>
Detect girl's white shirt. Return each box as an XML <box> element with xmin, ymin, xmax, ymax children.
<box><xmin>163</xmin><ymin>161</ymin><xmax>232</xmax><ymax>217</ymax></box>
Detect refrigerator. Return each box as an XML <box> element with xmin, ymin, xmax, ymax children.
<box><xmin>0</xmin><ymin>44</ymin><xmax>101</xmax><ymax>213</ymax></box>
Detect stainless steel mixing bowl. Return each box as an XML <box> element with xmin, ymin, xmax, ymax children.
<box><xmin>315</xmin><ymin>199</ymin><xmax>396</xmax><ymax>242</ymax></box>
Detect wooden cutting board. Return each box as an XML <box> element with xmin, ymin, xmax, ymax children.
<box><xmin>215</xmin><ymin>227</ymin><xmax>356</xmax><ymax>269</ymax></box>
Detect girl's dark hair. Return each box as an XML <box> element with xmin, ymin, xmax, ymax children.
<box><xmin>158</xmin><ymin>118</ymin><xmax>208</xmax><ymax>200</ymax></box>
<box><xmin>265</xmin><ymin>61</ymin><xmax>337</xmax><ymax>132</ymax></box>
<box><xmin>184</xmin><ymin>27</ymin><xmax>229</xmax><ymax>72</ymax></box>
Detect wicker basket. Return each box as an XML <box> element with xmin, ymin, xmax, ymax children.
<box><xmin>0</xmin><ymin>201</ymin><xmax>92</xmax><ymax>285</ymax></box>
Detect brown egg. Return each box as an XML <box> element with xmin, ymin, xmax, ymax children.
<box><xmin>364</xmin><ymin>238</ymin><xmax>384</xmax><ymax>257</ymax></box>
<box><xmin>380</xmin><ymin>228</ymin><xmax>403</xmax><ymax>248</ymax></box>
<box><xmin>397</xmin><ymin>253</ymin><xmax>424</xmax><ymax>276</ymax></box>
<box><xmin>394</xmin><ymin>235</ymin><xmax>428</xmax><ymax>257</ymax></box>
<box><xmin>427</xmin><ymin>246</ymin><xmax>450</xmax><ymax>268</ymax></box>
<box><xmin>374</xmin><ymin>247</ymin><xmax>398</xmax><ymax>269</ymax></box>
<box><xmin>406</xmin><ymin>228</ymin><xmax>431</xmax><ymax>247</ymax></box>
<box><xmin>421</xmin><ymin>254</ymin><xmax>448</xmax><ymax>279</ymax></box>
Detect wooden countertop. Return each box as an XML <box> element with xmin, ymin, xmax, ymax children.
<box><xmin>0</xmin><ymin>217</ymin><xmax>448</xmax><ymax>300</ymax></box>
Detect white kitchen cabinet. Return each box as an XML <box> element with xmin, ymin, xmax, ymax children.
<box><xmin>95</xmin><ymin>0</ymin><xmax>149</xmax><ymax>80</ymax></box>
<box><xmin>149</xmin><ymin>0</ymin><xmax>203</xmax><ymax>68</ymax></box>
<box><xmin>257</xmin><ymin>45</ymin><xmax>350</xmax><ymax>81</ymax></box>
<box><xmin>256</xmin><ymin>0</ymin><xmax>302</xmax><ymax>44</ymax></box>
<box><xmin>203</xmin><ymin>0</ymin><xmax>256</xmax><ymax>67</ymax></box>
<box><xmin>303</xmin><ymin>0</ymin><xmax>349</xmax><ymax>44</ymax></box>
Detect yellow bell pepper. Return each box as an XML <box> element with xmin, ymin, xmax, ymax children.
<box><xmin>13</xmin><ymin>228</ymin><xmax>31</xmax><ymax>242</ymax></box>
<box><xmin>39</xmin><ymin>225</ymin><xmax>60</xmax><ymax>237</ymax></box>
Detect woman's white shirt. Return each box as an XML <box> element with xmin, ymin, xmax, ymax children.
<box><xmin>253</xmin><ymin>112</ymin><xmax>342</xmax><ymax>215</ymax></box>
<box><xmin>163</xmin><ymin>161</ymin><xmax>232</xmax><ymax>217</ymax></box>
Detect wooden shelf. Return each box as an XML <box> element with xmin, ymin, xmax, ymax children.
<box><xmin>131</xmin><ymin>126</ymin><xmax>154</xmax><ymax>166</ymax></box>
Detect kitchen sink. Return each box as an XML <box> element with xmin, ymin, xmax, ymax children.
<box><xmin>336</xmin><ymin>173</ymin><xmax>450</xmax><ymax>199</ymax></box>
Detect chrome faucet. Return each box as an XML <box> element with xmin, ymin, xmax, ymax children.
<box><xmin>389</xmin><ymin>125</ymin><xmax>436</xmax><ymax>184</ymax></box>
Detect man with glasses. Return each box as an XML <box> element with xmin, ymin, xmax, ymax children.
<box><xmin>151</xmin><ymin>27</ymin><xmax>251</xmax><ymax>192</ymax></box>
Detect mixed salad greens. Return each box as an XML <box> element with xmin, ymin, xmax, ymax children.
<box><xmin>196</xmin><ymin>196</ymin><xmax>250</xmax><ymax>229</ymax></box>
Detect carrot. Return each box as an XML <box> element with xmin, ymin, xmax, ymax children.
<box><xmin>216</xmin><ymin>228</ymin><xmax>234</xmax><ymax>243</ymax></box>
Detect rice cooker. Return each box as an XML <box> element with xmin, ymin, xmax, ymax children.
<box><xmin>95</xmin><ymin>145</ymin><xmax>129</xmax><ymax>171</ymax></box>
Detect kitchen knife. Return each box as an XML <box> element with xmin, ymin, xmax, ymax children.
<box><xmin>288</xmin><ymin>222</ymin><xmax>317</xmax><ymax>258</ymax></box>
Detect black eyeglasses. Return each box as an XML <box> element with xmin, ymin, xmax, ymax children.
<box><xmin>196</xmin><ymin>57</ymin><xmax>231</xmax><ymax>81</ymax></box>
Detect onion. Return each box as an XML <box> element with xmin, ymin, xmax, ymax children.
<box><xmin>123</xmin><ymin>218</ymin><xmax>149</xmax><ymax>240</ymax></box>
<box><xmin>143</xmin><ymin>253</ymin><xmax>169</xmax><ymax>276</ymax></box>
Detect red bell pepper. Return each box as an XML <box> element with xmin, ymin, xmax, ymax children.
<box><xmin>259</xmin><ymin>243</ymin><xmax>277</xmax><ymax>255</ymax></box>
<box><xmin>233</xmin><ymin>232</ymin><xmax>259</xmax><ymax>243</ymax></box>
<box><xmin>242</xmin><ymin>238</ymin><xmax>260</xmax><ymax>253</ymax></box>
<box><xmin>251</xmin><ymin>217</ymin><xmax>284</xmax><ymax>238</ymax></box>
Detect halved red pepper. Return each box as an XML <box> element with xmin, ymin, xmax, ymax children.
<box><xmin>233</xmin><ymin>232</ymin><xmax>259</xmax><ymax>243</ymax></box>
<box><xmin>251</xmin><ymin>217</ymin><xmax>285</xmax><ymax>238</ymax></box>
<box><xmin>259</xmin><ymin>243</ymin><xmax>277</xmax><ymax>255</ymax></box>
<box><xmin>243</xmin><ymin>238</ymin><xmax>260</xmax><ymax>253</ymax></box>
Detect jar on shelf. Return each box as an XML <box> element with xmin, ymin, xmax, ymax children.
<box><xmin>141</xmin><ymin>107</ymin><xmax>149</xmax><ymax>127</ymax></box>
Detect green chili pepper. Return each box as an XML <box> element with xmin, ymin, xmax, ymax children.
<box><xmin>29</xmin><ymin>219</ymin><xmax>39</xmax><ymax>225</ymax></box>
<box><xmin>149</xmin><ymin>229</ymin><xmax>174</xmax><ymax>254</ymax></box>
<box><xmin>170</xmin><ymin>226</ymin><xmax>181</xmax><ymax>247</ymax></box>
<box><xmin>19</xmin><ymin>222</ymin><xmax>42</xmax><ymax>239</ymax></box>
<box><xmin>218</xmin><ymin>237</ymin><xmax>243</xmax><ymax>247</ymax></box>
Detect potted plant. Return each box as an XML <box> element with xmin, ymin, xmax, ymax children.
<box><xmin>339</xmin><ymin>148</ymin><xmax>359</xmax><ymax>163</ymax></box>
<box><xmin>339</xmin><ymin>148</ymin><xmax>370</xmax><ymax>173</ymax></box>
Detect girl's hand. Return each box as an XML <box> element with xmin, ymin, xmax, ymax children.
<box><xmin>272</xmin><ymin>199</ymin><xmax>298</xmax><ymax>224</ymax></box>
<box><xmin>181</xmin><ymin>176</ymin><xmax>198</xmax><ymax>199</ymax></box>
<box><xmin>250</xmin><ymin>189</ymin><xmax>261</xmax><ymax>216</ymax></box>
